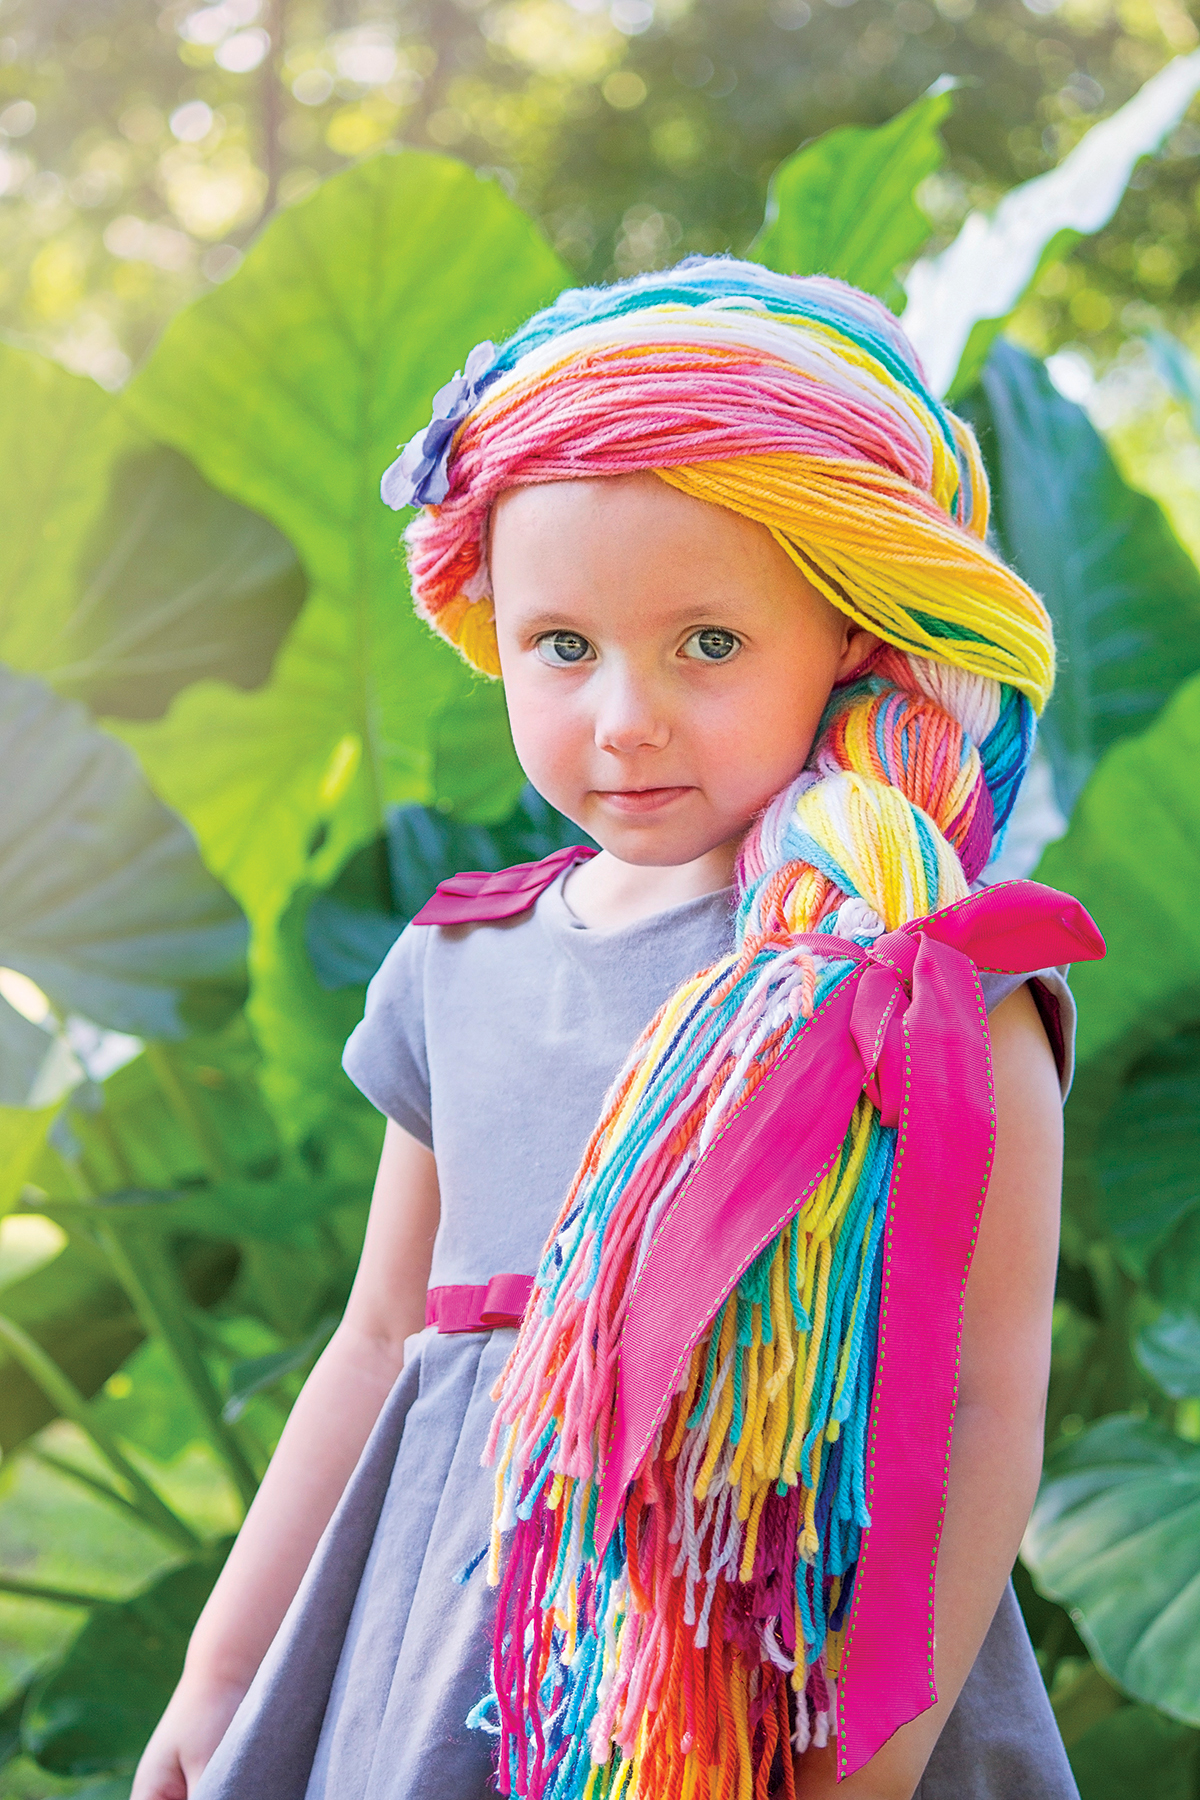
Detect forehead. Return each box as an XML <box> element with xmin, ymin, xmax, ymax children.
<box><xmin>489</xmin><ymin>474</ymin><xmax>779</xmax><ymax>589</ymax></box>
<box><xmin>488</xmin><ymin>475</ymin><xmax>834</xmax><ymax>642</ymax></box>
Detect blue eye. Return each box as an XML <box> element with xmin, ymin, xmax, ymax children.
<box><xmin>536</xmin><ymin>631</ymin><xmax>594</xmax><ymax>666</ymax></box>
<box><xmin>683</xmin><ymin>628</ymin><xmax>740</xmax><ymax>662</ymax></box>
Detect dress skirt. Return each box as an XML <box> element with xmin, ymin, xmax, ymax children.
<box><xmin>194</xmin><ymin>1329</ymin><xmax>1079</xmax><ymax>1800</ymax></box>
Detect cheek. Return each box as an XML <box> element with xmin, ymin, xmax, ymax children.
<box><xmin>502</xmin><ymin>668</ymin><xmax>588</xmax><ymax>799</ymax></box>
<box><xmin>697</xmin><ymin>664</ymin><xmax>829</xmax><ymax>801</ymax></box>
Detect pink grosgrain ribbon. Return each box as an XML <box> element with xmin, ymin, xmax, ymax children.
<box><xmin>594</xmin><ymin>879</ymin><xmax>1104</xmax><ymax>1779</ymax></box>
<box><xmin>426</xmin><ymin>1273</ymin><xmax>535</xmax><ymax>1333</ymax></box>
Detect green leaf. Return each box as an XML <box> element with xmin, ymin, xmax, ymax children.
<box><xmin>1037</xmin><ymin>667</ymin><xmax>1200</xmax><ymax>1073</ymax></box>
<box><xmin>305</xmin><ymin>782</ymin><xmax>593</xmax><ymax>989</ymax></box>
<box><xmin>0</xmin><ymin>1239</ymin><xmax>142</xmax><ymax>1455</ymax></box>
<box><xmin>0</xmin><ymin>1001</ymin><xmax>57</xmax><ymax>1111</ymax></box>
<box><xmin>902</xmin><ymin>53</ymin><xmax>1200</xmax><ymax>395</ymax></box>
<box><xmin>50</xmin><ymin>444</ymin><xmax>306</xmax><ymax>722</ymax></box>
<box><xmin>749</xmin><ymin>89</ymin><xmax>951</xmax><ymax>304</ymax></box>
<box><xmin>22</xmin><ymin>1543</ymin><xmax>231</xmax><ymax>1776</ymax></box>
<box><xmin>0</xmin><ymin>1166</ymin><xmax>274</xmax><ymax>1455</ymax></box>
<box><xmin>1091</xmin><ymin>1027</ymin><xmax>1200</xmax><ymax>1268</ymax></box>
<box><xmin>0</xmin><ymin>347</ymin><xmax>299</xmax><ymax>730</ymax></box>
<box><xmin>968</xmin><ymin>343</ymin><xmax>1200</xmax><ymax>816</ymax></box>
<box><xmin>118</xmin><ymin>151</ymin><xmax>568</xmax><ymax>944</ymax></box>
<box><xmin>51</xmin><ymin>1023</ymin><xmax>282</xmax><ymax>1197</ymax></box>
<box><xmin>0</xmin><ymin>343</ymin><xmax>138</xmax><ymax>678</ymax></box>
<box><xmin>236</xmin><ymin>880</ymin><xmax>385</xmax><ymax>1167</ymax></box>
<box><xmin>1025</xmin><ymin>1414</ymin><xmax>1200</xmax><ymax>1725</ymax></box>
<box><xmin>1150</xmin><ymin>1210</ymin><xmax>1200</xmax><ymax>1319</ymax></box>
<box><xmin>222</xmin><ymin>1313</ymin><xmax>336</xmax><ymax>1422</ymax></box>
<box><xmin>1136</xmin><ymin>1309</ymin><xmax>1200</xmax><ymax>1401</ymax></box>
<box><xmin>0</xmin><ymin>1682</ymin><xmax>30</xmax><ymax>1771</ymax></box>
<box><xmin>32</xmin><ymin>1178</ymin><xmax>361</xmax><ymax>1247</ymax></box>
<box><xmin>1068</xmin><ymin>1703</ymin><xmax>1200</xmax><ymax>1800</ymax></box>
<box><xmin>86</xmin><ymin>1308</ymin><xmax>328</xmax><ymax>1462</ymax></box>
<box><xmin>1035</xmin><ymin>674</ymin><xmax>1200</xmax><ymax>1268</ymax></box>
<box><xmin>0</xmin><ymin>666</ymin><xmax>247</xmax><ymax>1040</ymax></box>
<box><xmin>0</xmin><ymin>1106</ymin><xmax>58</xmax><ymax>1217</ymax></box>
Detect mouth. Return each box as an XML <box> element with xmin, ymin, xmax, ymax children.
<box><xmin>595</xmin><ymin>786</ymin><xmax>694</xmax><ymax>816</ymax></box>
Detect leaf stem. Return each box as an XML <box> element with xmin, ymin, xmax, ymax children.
<box><xmin>0</xmin><ymin>1574</ymin><xmax>106</xmax><ymax>1610</ymax></box>
<box><xmin>94</xmin><ymin>1226</ymin><xmax>260</xmax><ymax>1513</ymax></box>
<box><xmin>31</xmin><ymin>1447</ymin><xmax>168</xmax><ymax>1537</ymax></box>
<box><xmin>0</xmin><ymin>1312</ymin><xmax>201</xmax><ymax>1554</ymax></box>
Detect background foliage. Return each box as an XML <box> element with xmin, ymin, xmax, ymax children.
<box><xmin>4</xmin><ymin>4</ymin><xmax>1200</xmax><ymax>1797</ymax></box>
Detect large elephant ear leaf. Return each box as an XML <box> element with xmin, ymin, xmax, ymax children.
<box><xmin>0</xmin><ymin>664</ymin><xmax>247</xmax><ymax>1038</ymax></box>
<box><xmin>1136</xmin><ymin>1307</ymin><xmax>1200</xmax><ymax>1400</ymax></box>
<box><xmin>1024</xmin><ymin>1415</ymin><xmax>1200</xmax><ymax>1725</ymax></box>
<box><xmin>21</xmin><ymin>1543</ymin><xmax>231</xmax><ymax>1777</ymax></box>
<box><xmin>902</xmin><ymin>53</ymin><xmax>1200</xmax><ymax>396</ymax></box>
<box><xmin>0</xmin><ymin>342</ymin><xmax>307</xmax><ymax>722</ymax></box>
<box><xmin>1088</xmin><ymin>1025</ymin><xmax>1200</xmax><ymax>1275</ymax></box>
<box><xmin>0</xmin><ymin>1100</ymin><xmax>59</xmax><ymax>1216</ymax></box>
<box><xmin>0</xmin><ymin>341</ymin><xmax>138</xmax><ymax>672</ymax></box>
<box><xmin>750</xmin><ymin>90</ymin><xmax>951</xmax><ymax>305</ymax></box>
<box><xmin>50</xmin><ymin>443</ymin><xmax>306</xmax><ymax>722</ymax></box>
<box><xmin>1067</xmin><ymin>1704</ymin><xmax>1200</xmax><ymax>1800</ymax></box>
<box><xmin>119</xmin><ymin>151</ymin><xmax>569</xmax><ymax>934</ymax></box>
<box><xmin>1036</xmin><ymin>671</ymin><xmax>1200</xmax><ymax>1253</ymax></box>
<box><xmin>964</xmin><ymin>342</ymin><xmax>1200</xmax><ymax>819</ymax></box>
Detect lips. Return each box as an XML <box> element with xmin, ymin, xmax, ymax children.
<box><xmin>596</xmin><ymin>786</ymin><xmax>693</xmax><ymax>815</ymax></box>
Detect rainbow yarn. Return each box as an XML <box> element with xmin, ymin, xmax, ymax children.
<box><xmin>396</xmin><ymin>263</ymin><xmax>1052</xmax><ymax>710</ymax></box>
<box><xmin>387</xmin><ymin>259</ymin><xmax>1055</xmax><ymax>1797</ymax></box>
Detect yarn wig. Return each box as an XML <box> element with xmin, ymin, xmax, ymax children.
<box><xmin>384</xmin><ymin>259</ymin><xmax>1056</xmax><ymax>1799</ymax></box>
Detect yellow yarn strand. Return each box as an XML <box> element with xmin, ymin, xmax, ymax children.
<box><xmin>655</xmin><ymin>457</ymin><xmax>1053</xmax><ymax>711</ymax></box>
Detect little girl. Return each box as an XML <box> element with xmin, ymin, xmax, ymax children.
<box><xmin>134</xmin><ymin>260</ymin><xmax>1102</xmax><ymax>1800</ymax></box>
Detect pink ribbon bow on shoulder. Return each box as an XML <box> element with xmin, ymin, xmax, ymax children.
<box><xmin>596</xmin><ymin>878</ymin><xmax>1104</xmax><ymax>1780</ymax></box>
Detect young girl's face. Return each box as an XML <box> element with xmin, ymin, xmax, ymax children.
<box><xmin>490</xmin><ymin>472</ymin><xmax>877</xmax><ymax>869</ymax></box>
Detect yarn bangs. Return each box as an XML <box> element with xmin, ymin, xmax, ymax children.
<box><xmin>400</xmin><ymin>266</ymin><xmax>1053</xmax><ymax>714</ymax></box>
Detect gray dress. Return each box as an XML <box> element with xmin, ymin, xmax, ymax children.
<box><xmin>195</xmin><ymin>876</ymin><xmax>1080</xmax><ymax>1800</ymax></box>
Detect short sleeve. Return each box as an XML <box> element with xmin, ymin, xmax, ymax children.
<box><xmin>342</xmin><ymin>923</ymin><xmax>433</xmax><ymax>1147</ymax></box>
<box><xmin>978</xmin><ymin>965</ymin><xmax>1077</xmax><ymax>1101</ymax></box>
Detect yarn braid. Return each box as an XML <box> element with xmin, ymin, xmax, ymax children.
<box><xmin>385</xmin><ymin>259</ymin><xmax>1053</xmax><ymax>1799</ymax></box>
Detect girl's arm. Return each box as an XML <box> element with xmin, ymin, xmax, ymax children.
<box><xmin>131</xmin><ymin>1120</ymin><xmax>441</xmax><ymax>1800</ymax></box>
<box><xmin>796</xmin><ymin>981</ymin><xmax>1065</xmax><ymax>1800</ymax></box>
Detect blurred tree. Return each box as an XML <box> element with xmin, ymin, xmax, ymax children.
<box><xmin>1</xmin><ymin>0</ymin><xmax>1199</xmax><ymax>383</ymax></box>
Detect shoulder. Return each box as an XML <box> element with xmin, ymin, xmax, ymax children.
<box><xmin>988</xmin><ymin>981</ymin><xmax>1065</xmax><ymax>1135</ymax></box>
<box><xmin>345</xmin><ymin>921</ymin><xmax>432</xmax><ymax>1055</ymax></box>
<box><xmin>410</xmin><ymin>843</ymin><xmax>597</xmax><ymax>929</ymax></box>
<box><xmin>980</xmin><ymin>964</ymin><xmax>1075</xmax><ymax>1101</ymax></box>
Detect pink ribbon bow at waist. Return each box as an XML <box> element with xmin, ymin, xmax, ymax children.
<box><xmin>596</xmin><ymin>879</ymin><xmax>1104</xmax><ymax>1779</ymax></box>
<box><xmin>426</xmin><ymin>1273</ymin><xmax>534</xmax><ymax>1333</ymax></box>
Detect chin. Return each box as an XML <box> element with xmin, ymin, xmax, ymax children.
<box><xmin>589</xmin><ymin>820</ymin><xmax>739</xmax><ymax>869</ymax></box>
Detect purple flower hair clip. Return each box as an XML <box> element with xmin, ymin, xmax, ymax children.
<box><xmin>380</xmin><ymin>339</ymin><xmax>497</xmax><ymax>510</ymax></box>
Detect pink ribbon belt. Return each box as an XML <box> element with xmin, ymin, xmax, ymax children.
<box><xmin>426</xmin><ymin>1273</ymin><xmax>535</xmax><ymax>1334</ymax></box>
<box><xmin>595</xmin><ymin>879</ymin><xmax>1104</xmax><ymax>1779</ymax></box>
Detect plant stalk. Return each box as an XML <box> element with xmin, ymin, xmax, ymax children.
<box><xmin>0</xmin><ymin>1573</ymin><xmax>109</xmax><ymax>1610</ymax></box>
<box><xmin>32</xmin><ymin>1447</ymin><xmax>169</xmax><ymax>1537</ymax></box>
<box><xmin>0</xmin><ymin>1311</ymin><xmax>201</xmax><ymax>1554</ymax></box>
<box><xmin>95</xmin><ymin>1226</ymin><xmax>260</xmax><ymax>1513</ymax></box>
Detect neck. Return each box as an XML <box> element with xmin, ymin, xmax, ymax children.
<box><xmin>563</xmin><ymin>836</ymin><xmax>741</xmax><ymax>930</ymax></box>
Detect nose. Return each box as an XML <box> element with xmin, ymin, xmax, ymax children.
<box><xmin>593</xmin><ymin>661</ymin><xmax>671</xmax><ymax>755</ymax></box>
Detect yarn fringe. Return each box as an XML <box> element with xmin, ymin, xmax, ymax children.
<box><xmin>479</xmin><ymin>913</ymin><xmax>896</xmax><ymax>1800</ymax></box>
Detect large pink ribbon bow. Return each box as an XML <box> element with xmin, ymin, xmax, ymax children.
<box><xmin>595</xmin><ymin>879</ymin><xmax>1104</xmax><ymax>1779</ymax></box>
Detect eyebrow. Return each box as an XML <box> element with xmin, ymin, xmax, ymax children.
<box><xmin>512</xmin><ymin>600</ymin><xmax>752</xmax><ymax>633</ymax></box>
